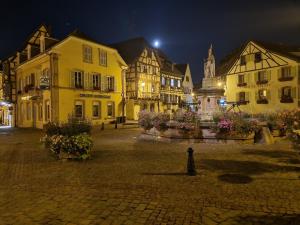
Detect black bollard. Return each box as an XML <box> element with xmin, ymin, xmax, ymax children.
<box><xmin>101</xmin><ymin>122</ymin><xmax>104</xmax><ymax>130</ymax></box>
<box><xmin>187</xmin><ymin>147</ymin><xmax>196</xmax><ymax>176</ymax></box>
<box><xmin>115</xmin><ymin>120</ymin><xmax>118</xmax><ymax>129</ymax></box>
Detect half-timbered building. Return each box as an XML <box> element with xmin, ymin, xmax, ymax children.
<box><xmin>224</xmin><ymin>41</ymin><xmax>300</xmax><ymax>114</ymax></box>
<box><xmin>112</xmin><ymin>38</ymin><xmax>161</xmax><ymax>120</ymax></box>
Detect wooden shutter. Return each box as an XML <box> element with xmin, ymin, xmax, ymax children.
<box><xmin>278</xmin><ymin>88</ymin><xmax>282</xmax><ymax>99</ymax></box>
<box><xmin>292</xmin><ymin>87</ymin><xmax>297</xmax><ymax>98</ymax></box>
<box><xmin>267</xmin><ymin>90</ymin><xmax>271</xmax><ymax>101</ymax></box>
<box><xmin>246</xmin><ymin>73</ymin><xmax>250</xmax><ymax>85</ymax></box>
<box><xmin>245</xmin><ymin>92</ymin><xmax>250</xmax><ymax>102</ymax></box>
<box><xmin>277</xmin><ymin>68</ymin><xmax>282</xmax><ymax>80</ymax></box>
<box><xmin>254</xmin><ymin>72</ymin><xmax>258</xmax><ymax>82</ymax></box>
<box><xmin>70</xmin><ymin>71</ymin><xmax>75</xmax><ymax>88</ymax></box>
<box><xmin>113</xmin><ymin>77</ymin><xmax>116</xmax><ymax>92</ymax></box>
<box><xmin>255</xmin><ymin>91</ymin><xmax>258</xmax><ymax>101</ymax></box>
<box><xmin>267</xmin><ymin>70</ymin><xmax>271</xmax><ymax>81</ymax></box>
<box><xmin>291</xmin><ymin>66</ymin><xmax>297</xmax><ymax>78</ymax></box>
<box><xmin>84</xmin><ymin>72</ymin><xmax>89</xmax><ymax>89</ymax></box>
<box><xmin>236</xmin><ymin>92</ymin><xmax>239</xmax><ymax>101</ymax></box>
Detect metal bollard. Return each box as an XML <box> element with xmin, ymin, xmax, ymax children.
<box><xmin>187</xmin><ymin>147</ymin><xmax>196</xmax><ymax>176</ymax></box>
<box><xmin>115</xmin><ymin>120</ymin><xmax>118</xmax><ymax>129</ymax></box>
<box><xmin>101</xmin><ymin>122</ymin><xmax>104</xmax><ymax>130</ymax></box>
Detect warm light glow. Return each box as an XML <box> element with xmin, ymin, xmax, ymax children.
<box><xmin>218</xmin><ymin>82</ymin><xmax>222</xmax><ymax>87</ymax></box>
<box><xmin>191</xmin><ymin>92</ymin><xmax>195</xmax><ymax>97</ymax></box>
<box><xmin>141</xmin><ymin>82</ymin><xmax>145</xmax><ymax>87</ymax></box>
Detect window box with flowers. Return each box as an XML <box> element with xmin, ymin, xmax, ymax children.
<box><xmin>256</xmin><ymin>99</ymin><xmax>268</xmax><ymax>104</ymax></box>
<box><xmin>237</xmin><ymin>82</ymin><xmax>247</xmax><ymax>87</ymax></box>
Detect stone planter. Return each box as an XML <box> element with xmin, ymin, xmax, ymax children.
<box><xmin>59</xmin><ymin>151</ymin><xmax>80</xmax><ymax>161</ymax></box>
<box><xmin>216</xmin><ymin>132</ymin><xmax>255</xmax><ymax>140</ymax></box>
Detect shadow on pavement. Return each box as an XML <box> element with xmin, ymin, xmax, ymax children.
<box><xmin>199</xmin><ymin>159</ymin><xmax>300</xmax><ymax>176</ymax></box>
<box><xmin>234</xmin><ymin>214</ymin><xmax>300</xmax><ymax>225</ymax></box>
<box><xmin>218</xmin><ymin>173</ymin><xmax>253</xmax><ymax>184</ymax></box>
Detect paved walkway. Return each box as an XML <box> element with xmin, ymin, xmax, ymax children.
<box><xmin>0</xmin><ymin>127</ymin><xmax>300</xmax><ymax>224</ymax></box>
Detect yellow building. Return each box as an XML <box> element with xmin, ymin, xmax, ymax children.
<box><xmin>223</xmin><ymin>41</ymin><xmax>300</xmax><ymax>114</ymax></box>
<box><xmin>112</xmin><ymin>38</ymin><xmax>161</xmax><ymax>120</ymax></box>
<box><xmin>12</xmin><ymin>25</ymin><xmax>127</xmax><ymax>129</ymax></box>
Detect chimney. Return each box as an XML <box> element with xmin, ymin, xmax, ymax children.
<box><xmin>40</xmin><ymin>33</ymin><xmax>45</xmax><ymax>53</ymax></box>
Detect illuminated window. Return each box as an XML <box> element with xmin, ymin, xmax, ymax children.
<box><xmin>92</xmin><ymin>101</ymin><xmax>101</xmax><ymax>118</ymax></box>
<box><xmin>161</xmin><ymin>77</ymin><xmax>166</xmax><ymax>86</ymax></box>
<box><xmin>178</xmin><ymin>80</ymin><xmax>181</xmax><ymax>88</ymax></box>
<box><xmin>258</xmin><ymin>89</ymin><xmax>267</xmax><ymax>100</ymax></box>
<box><xmin>83</xmin><ymin>45</ymin><xmax>93</xmax><ymax>63</ymax></box>
<box><xmin>170</xmin><ymin>79</ymin><xmax>175</xmax><ymax>87</ymax></box>
<box><xmin>99</xmin><ymin>49</ymin><xmax>107</xmax><ymax>66</ymax></box>
<box><xmin>75</xmin><ymin>101</ymin><xmax>84</xmax><ymax>118</ymax></box>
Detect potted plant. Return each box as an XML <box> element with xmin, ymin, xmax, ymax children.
<box><xmin>42</xmin><ymin>117</ymin><xmax>93</xmax><ymax>160</ymax></box>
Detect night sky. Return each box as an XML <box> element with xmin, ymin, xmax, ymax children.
<box><xmin>1</xmin><ymin>0</ymin><xmax>300</xmax><ymax>83</ymax></box>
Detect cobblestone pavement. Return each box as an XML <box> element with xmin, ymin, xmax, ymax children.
<box><xmin>1</xmin><ymin>127</ymin><xmax>300</xmax><ymax>225</ymax></box>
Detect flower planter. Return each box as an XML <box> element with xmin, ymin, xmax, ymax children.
<box><xmin>216</xmin><ymin>132</ymin><xmax>255</xmax><ymax>140</ymax></box>
<box><xmin>59</xmin><ymin>151</ymin><xmax>80</xmax><ymax>160</ymax></box>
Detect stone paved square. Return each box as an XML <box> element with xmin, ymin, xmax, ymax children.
<box><xmin>1</xmin><ymin>127</ymin><xmax>300</xmax><ymax>224</ymax></box>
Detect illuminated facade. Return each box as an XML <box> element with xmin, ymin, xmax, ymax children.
<box><xmin>7</xmin><ymin>25</ymin><xmax>127</xmax><ymax>129</ymax></box>
<box><xmin>176</xmin><ymin>64</ymin><xmax>194</xmax><ymax>110</ymax></box>
<box><xmin>224</xmin><ymin>41</ymin><xmax>300</xmax><ymax>114</ymax></box>
<box><xmin>112</xmin><ymin>38</ymin><xmax>161</xmax><ymax>120</ymax></box>
<box><xmin>157</xmin><ymin>51</ymin><xmax>183</xmax><ymax>113</ymax></box>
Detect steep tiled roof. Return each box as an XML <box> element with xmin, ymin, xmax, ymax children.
<box><xmin>156</xmin><ymin>49</ymin><xmax>182</xmax><ymax>78</ymax></box>
<box><xmin>111</xmin><ymin>37</ymin><xmax>151</xmax><ymax>64</ymax></box>
<box><xmin>175</xmin><ymin>64</ymin><xmax>188</xmax><ymax>74</ymax></box>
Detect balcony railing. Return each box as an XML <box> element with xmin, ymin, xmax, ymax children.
<box><xmin>256</xmin><ymin>80</ymin><xmax>268</xmax><ymax>85</ymax></box>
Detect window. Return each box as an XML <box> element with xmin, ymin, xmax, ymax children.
<box><xmin>92</xmin><ymin>74</ymin><xmax>100</xmax><ymax>90</ymax></box>
<box><xmin>238</xmin><ymin>74</ymin><xmax>246</xmax><ymax>86</ymax></box>
<box><xmin>170</xmin><ymin>79</ymin><xmax>175</xmax><ymax>87</ymax></box>
<box><xmin>255</xmin><ymin>52</ymin><xmax>262</xmax><ymax>63</ymax></box>
<box><xmin>161</xmin><ymin>77</ymin><xmax>166</xmax><ymax>86</ymax></box>
<box><xmin>75</xmin><ymin>101</ymin><xmax>84</xmax><ymax>118</ymax></box>
<box><xmin>99</xmin><ymin>49</ymin><xmax>107</xmax><ymax>66</ymax></box>
<box><xmin>74</xmin><ymin>71</ymin><xmax>84</xmax><ymax>89</ymax></box>
<box><xmin>178</xmin><ymin>80</ymin><xmax>181</xmax><ymax>88</ymax></box>
<box><xmin>240</xmin><ymin>55</ymin><xmax>246</xmax><ymax>65</ymax></box>
<box><xmin>239</xmin><ymin>92</ymin><xmax>246</xmax><ymax>102</ymax></box>
<box><xmin>30</xmin><ymin>73</ymin><xmax>35</xmax><ymax>86</ymax></box>
<box><xmin>107</xmin><ymin>102</ymin><xmax>115</xmax><ymax>117</ymax></box>
<box><xmin>152</xmin><ymin>84</ymin><xmax>155</xmax><ymax>92</ymax></box>
<box><xmin>26</xmin><ymin>103</ymin><xmax>31</xmax><ymax>120</ymax></box>
<box><xmin>257</xmin><ymin>71</ymin><xmax>268</xmax><ymax>84</ymax></box>
<box><xmin>257</xmin><ymin>89</ymin><xmax>268</xmax><ymax>104</ymax></box>
<box><xmin>92</xmin><ymin>101</ymin><xmax>101</xmax><ymax>118</ymax></box>
<box><xmin>83</xmin><ymin>45</ymin><xmax>92</xmax><ymax>63</ymax></box>
<box><xmin>45</xmin><ymin>101</ymin><xmax>50</xmax><ymax>121</ymax></box>
<box><xmin>107</xmin><ymin>76</ymin><xmax>115</xmax><ymax>92</ymax></box>
<box><xmin>280</xmin><ymin>86</ymin><xmax>294</xmax><ymax>103</ymax></box>
<box><xmin>186</xmin><ymin>76</ymin><xmax>189</xmax><ymax>82</ymax></box>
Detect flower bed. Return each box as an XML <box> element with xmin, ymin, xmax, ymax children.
<box><xmin>42</xmin><ymin>117</ymin><xmax>93</xmax><ymax>160</ymax></box>
<box><xmin>211</xmin><ymin>112</ymin><xmax>259</xmax><ymax>140</ymax></box>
